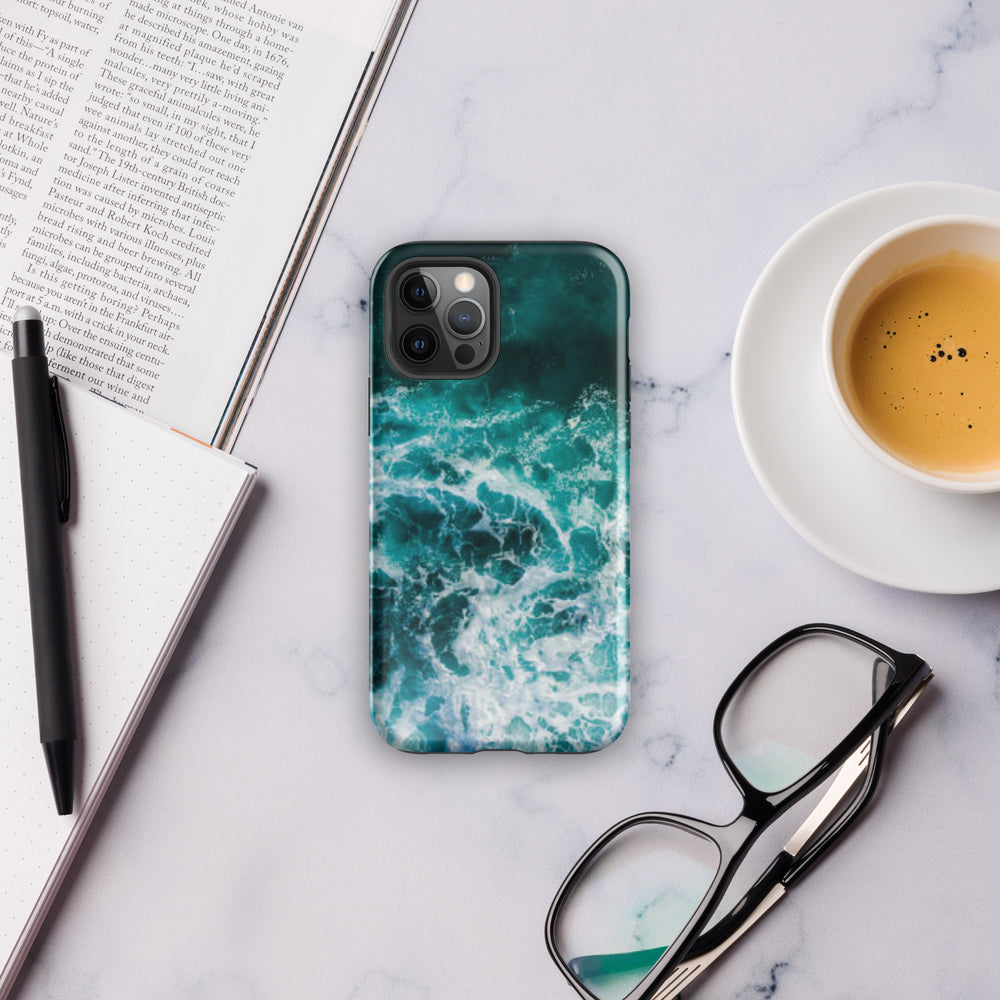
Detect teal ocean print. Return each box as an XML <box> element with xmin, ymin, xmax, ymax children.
<box><xmin>370</xmin><ymin>244</ymin><xmax>629</xmax><ymax>752</ymax></box>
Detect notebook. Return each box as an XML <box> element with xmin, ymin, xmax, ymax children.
<box><xmin>0</xmin><ymin>370</ymin><xmax>257</xmax><ymax>996</ymax></box>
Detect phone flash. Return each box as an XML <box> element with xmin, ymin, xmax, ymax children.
<box><xmin>454</xmin><ymin>271</ymin><xmax>476</xmax><ymax>293</ymax></box>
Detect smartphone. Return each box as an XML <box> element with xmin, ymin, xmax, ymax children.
<box><xmin>369</xmin><ymin>242</ymin><xmax>629</xmax><ymax>752</ymax></box>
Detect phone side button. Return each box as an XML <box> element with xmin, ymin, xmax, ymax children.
<box><xmin>367</xmin><ymin>378</ymin><xmax>371</xmax><ymax>436</ymax></box>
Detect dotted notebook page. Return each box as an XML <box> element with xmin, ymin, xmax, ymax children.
<box><xmin>0</xmin><ymin>371</ymin><xmax>255</xmax><ymax>989</ymax></box>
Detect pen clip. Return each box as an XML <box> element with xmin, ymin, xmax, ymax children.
<box><xmin>49</xmin><ymin>376</ymin><xmax>71</xmax><ymax>523</ymax></box>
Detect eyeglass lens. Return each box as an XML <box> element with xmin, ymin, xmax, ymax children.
<box><xmin>719</xmin><ymin>633</ymin><xmax>895</xmax><ymax>793</ymax></box>
<box><xmin>552</xmin><ymin>821</ymin><xmax>721</xmax><ymax>1000</ymax></box>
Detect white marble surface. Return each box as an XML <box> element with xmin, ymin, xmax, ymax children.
<box><xmin>13</xmin><ymin>0</ymin><xmax>1000</xmax><ymax>997</ymax></box>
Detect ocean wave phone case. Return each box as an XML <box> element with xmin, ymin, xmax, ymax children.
<box><xmin>369</xmin><ymin>242</ymin><xmax>629</xmax><ymax>752</ymax></box>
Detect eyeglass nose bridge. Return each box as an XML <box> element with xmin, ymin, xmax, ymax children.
<box><xmin>732</xmin><ymin>781</ymin><xmax>780</xmax><ymax>823</ymax></box>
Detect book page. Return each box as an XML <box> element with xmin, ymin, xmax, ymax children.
<box><xmin>0</xmin><ymin>0</ymin><xmax>391</xmax><ymax>442</ymax></box>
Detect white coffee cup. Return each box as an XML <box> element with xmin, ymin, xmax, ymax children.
<box><xmin>823</xmin><ymin>214</ymin><xmax>1000</xmax><ymax>493</ymax></box>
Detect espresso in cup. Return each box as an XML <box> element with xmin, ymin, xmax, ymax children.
<box><xmin>825</xmin><ymin>216</ymin><xmax>1000</xmax><ymax>492</ymax></box>
<box><xmin>846</xmin><ymin>254</ymin><xmax>1000</xmax><ymax>475</ymax></box>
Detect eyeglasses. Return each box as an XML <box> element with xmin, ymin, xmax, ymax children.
<box><xmin>545</xmin><ymin>623</ymin><xmax>932</xmax><ymax>1000</ymax></box>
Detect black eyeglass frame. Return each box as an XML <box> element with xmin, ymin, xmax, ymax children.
<box><xmin>545</xmin><ymin>623</ymin><xmax>933</xmax><ymax>1000</ymax></box>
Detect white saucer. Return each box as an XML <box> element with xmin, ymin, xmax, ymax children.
<box><xmin>732</xmin><ymin>182</ymin><xmax>1000</xmax><ymax>593</ymax></box>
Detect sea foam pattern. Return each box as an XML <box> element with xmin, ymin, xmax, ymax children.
<box><xmin>370</xmin><ymin>243</ymin><xmax>629</xmax><ymax>752</ymax></box>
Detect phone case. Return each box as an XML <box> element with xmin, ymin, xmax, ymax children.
<box><xmin>370</xmin><ymin>242</ymin><xmax>629</xmax><ymax>752</ymax></box>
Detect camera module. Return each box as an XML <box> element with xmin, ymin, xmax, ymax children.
<box><xmin>399</xmin><ymin>271</ymin><xmax>439</xmax><ymax>311</ymax></box>
<box><xmin>446</xmin><ymin>298</ymin><xmax>486</xmax><ymax>337</ymax></box>
<box><xmin>384</xmin><ymin>258</ymin><xmax>499</xmax><ymax>379</ymax></box>
<box><xmin>399</xmin><ymin>325</ymin><xmax>439</xmax><ymax>364</ymax></box>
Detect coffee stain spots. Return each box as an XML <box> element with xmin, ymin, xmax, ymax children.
<box><xmin>928</xmin><ymin>342</ymin><xmax>966</xmax><ymax>363</ymax></box>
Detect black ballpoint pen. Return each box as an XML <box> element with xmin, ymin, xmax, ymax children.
<box><xmin>11</xmin><ymin>305</ymin><xmax>77</xmax><ymax>815</ymax></box>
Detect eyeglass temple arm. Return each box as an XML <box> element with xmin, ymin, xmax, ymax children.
<box><xmin>681</xmin><ymin>673</ymin><xmax>929</xmax><ymax>971</ymax></box>
<box><xmin>787</xmin><ymin>669</ymin><xmax>933</xmax><ymax>884</ymax></box>
<box><xmin>646</xmin><ymin>882</ymin><xmax>785</xmax><ymax>1000</ymax></box>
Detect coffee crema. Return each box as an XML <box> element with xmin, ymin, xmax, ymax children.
<box><xmin>846</xmin><ymin>253</ymin><xmax>1000</xmax><ymax>475</ymax></box>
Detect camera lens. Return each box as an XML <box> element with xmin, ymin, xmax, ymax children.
<box><xmin>446</xmin><ymin>298</ymin><xmax>486</xmax><ymax>337</ymax></box>
<box><xmin>400</xmin><ymin>325</ymin><xmax>438</xmax><ymax>364</ymax></box>
<box><xmin>399</xmin><ymin>271</ymin><xmax>439</xmax><ymax>311</ymax></box>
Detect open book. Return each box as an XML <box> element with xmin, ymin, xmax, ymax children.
<box><xmin>0</xmin><ymin>372</ymin><xmax>257</xmax><ymax>997</ymax></box>
<box><xmin>1</xmin><ymin>0</ymin><xmax>416</xmax><ymax>448</ymax></box>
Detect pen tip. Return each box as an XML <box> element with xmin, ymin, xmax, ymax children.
<box><xmin>13</xmin><ymin>305</ymin><xmax>41</xmax><ymax>324</ymax></box>
<box><xmin>43</xmin><ymin>740</ymin><xmax>75</xmax><ymax>815</ymax></box>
